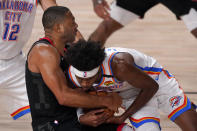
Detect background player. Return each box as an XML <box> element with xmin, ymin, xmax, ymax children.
<box><xmin>0</xmin><ymin>0</ymin><xmax>58</xmax><ymax>121</ymax></box>
<box><xmin>66</xmin><ymin>41</ymin><xmax>197</xmax><ymax>131</ymax></box>
<box><xmin>89</xmin><ymin>0</ymin><xmax>197</xmax><ymax>45</ymax></box>
<box><xmin>0</xmin><ymin>0</ymin><xmax>85</xmax><ymax>122</ymax></box>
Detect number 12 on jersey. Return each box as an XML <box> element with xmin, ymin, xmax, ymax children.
<box><xmin>2</xmin><ymin>23</ymin><xmax>20</xmax><ymax>41</ymax></box>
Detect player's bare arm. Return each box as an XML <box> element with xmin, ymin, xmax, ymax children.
<box><xmin>107</xmin><ymin>52</ymin><xmax>159</xmax><ymax>124</ymax></box>
<box><xmin>28</xmin><ymin>44</ymin><xmax>121</xmax><ymax>111</ymax></box>
<box><xmin>88</xmin><ymin>18</ymin><xmax>123</xmax><ymax>47</ymax></box>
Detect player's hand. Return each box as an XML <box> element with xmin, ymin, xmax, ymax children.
<box><xmin>92</xmin><ymin>0</ymin><xmax>110</xmax><ymax>20</ymax></box>
<box><xmin>79</xmin><ymin>109</ymin><xmax>110</xmax><ymax>127</ymax></box>
<box><xmin>106</xmin><ymin>115</ymin><xmax>125</xmax><ymax>124</ymax></box>
<box><xmin>105</xmin><ymin>92</ymin><xmax>122</xmax><ymax>112</ymax></box>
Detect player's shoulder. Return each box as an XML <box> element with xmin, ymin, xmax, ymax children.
<box><xmin>110</xmin><ymin>52</ymin><xmax>134</xmax><ymax>74</ymax></box>
<box><xmin>34</xmin><ymin>43</ymin><xmax>56</xmax><ymax>53</ymax></box>
<box><xmin>104</xmin><ymin>47</ymin><xmax>134</xmax><ymax>65</ymax></box>
<box><xmin>110</xmin><ymin>52</ymin><xmax>135</xmax><ymax>80</ymax></box>
<box><xmin>113</xmin><ymin>52</ymin><xmax>134</xmax><ymax>64</ymax></box>
<box><xmin>30</xmin><ymin>42</ymin><xmax>59</xmax><ymax>60</ymax></box>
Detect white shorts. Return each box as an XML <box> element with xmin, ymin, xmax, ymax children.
<box><xmin>110</xmin><ymin>1</ymin><xmax>197</xmax><ymax>31</ymax></box>
<box><xmin>0</xmin><ymin>53</ymin><xmax>30</xmax><ymax>120</ymax></box>
<box><xmin>109</xmin><ymin>1</ymin><xmax>139</xmax><ymax>26</ymax></box>
<box><xmin>181</xmin><ymin>8</ymin><xmax>197</xmax><ymax>31</ymax></box>
<box><xmin>121</xmin><ymin>70</ymin><xmax>192</xmax><ymax>129</ymax></box>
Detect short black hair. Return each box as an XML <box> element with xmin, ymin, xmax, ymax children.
<box><xmin>65</xmin><ymin>40</ymin><xmax>105</xmax><ymax>71</ymax></box>
<box><xmin>42</xmin><ymin>6</ymin><xmax>70</xmax><ymax>29</ymax></box>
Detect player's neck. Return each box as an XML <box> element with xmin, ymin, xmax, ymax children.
<box><xmin>45</xmin><ymin>34</ymin><xmax>65</xmax><ymax>55</ymax></box>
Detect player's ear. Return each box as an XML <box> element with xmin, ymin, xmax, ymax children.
<box><xmin>53</xmin><ymin>23</ymin><xmax>63</xmax><ymax>33</ymax></box>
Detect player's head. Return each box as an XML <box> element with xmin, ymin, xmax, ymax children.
<box><xmin>42</xmin><ymin>6</ymin><xmax>78</xmax><ymax>43</ymax></box>
<box><xmin>66</xmin><ymin>40</ymin><xmax>105</xmax><ymax>90</ymax></box>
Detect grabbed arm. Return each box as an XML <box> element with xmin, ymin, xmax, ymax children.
<box><xmin>29</xmin><ymin>44</ymin><xmax>122</xmax><ymax>111</ymax></box>
<box><xmin>107</xmin><ymin>52</ymin><xmax>159</xmax><ymax>123</ymax></box>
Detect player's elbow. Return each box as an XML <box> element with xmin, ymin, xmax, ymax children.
<box><xmin>154</xmin><ymin>83</ymin><xmax>159</xmax><ymax>91</ymax></box>
<box><xmin>144</xmin><ymin>80</ymin><xmax>159</xmax><ymax>95</ymax></box>
<box><xmin>151</xmin><ymin>82</ymin><xmax>159</xmax><ymax>94</ymax></box>
<box><xmin>57</xmin><ymin>97</ymin><xmax>73</xmax><ymax>106</ymax></box>
<box><xmin>55</xmin><ymin>89</ymin><xmax>77</xmax><ymax>107</ymax></box>
<box><xmin>56</xmin><ymin>96</ymin><xmax>65</xmax><ymax>106</ymax></box>
<box><xmin>55</xmin><ymin>91</ymin><xmax>69</xmax><ymax>106</ymax></box>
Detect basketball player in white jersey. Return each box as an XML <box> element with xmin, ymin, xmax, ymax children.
<box><xmin>89</xmin><ymin>0</ymin><xmax>197</xmax><ymax>46</ymax></box>
<box><xmin>66</xmin><ymin>41</ymin><xmax>197</xmax><ymax>131</ymax></box>
<box><xmin>0</xmin><ymin>0</ymin><xmax>59</xmax><ymax>121</ymax></box>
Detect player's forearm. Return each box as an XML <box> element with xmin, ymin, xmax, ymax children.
<box><xmin>60</xmin><ymin>87</ymin><xmax>110</xmax><ymax>108</ymax></box>
<box><xmin>121</xmin><ymin>85</ymin><xmax>159</xmax><ymax>120</ymax></box>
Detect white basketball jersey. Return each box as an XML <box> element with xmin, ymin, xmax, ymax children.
<box><xmin>0</xmin><ymin>0</ymin><xmax>37</xmax><ymax>59</ymax></box>
<box><xmin>74</xmin><ymin>48</ymin><xmax>190</xmax><ymax>128</ymax></box>
<box><xmin>68</xmin><ymin>47</ymin><xmax>166</xmax><ymax>99</ymax></box>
